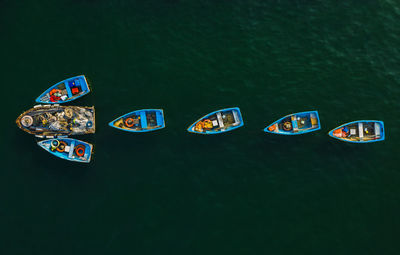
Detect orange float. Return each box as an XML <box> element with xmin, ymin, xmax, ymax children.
<box><xmin>56</xmin><ymin>141</ymin><xmax>67</xmax><ymax>152</ymax></box>
<box><xmin>203</xmin><ymin>119</ymin><xmax>213</xmax><ymax>129</ymax></box>
<box><xmin>125</xmin><ymin>118</ymin><xmax>135</xmax><ymax>127</ymax></box>
<box><xmin>75</xmin><ymin>145</ymin><xmax>85</xmax><ymax>157</ymax></box>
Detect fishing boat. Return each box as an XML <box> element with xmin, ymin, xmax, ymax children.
<box><xmin>187</xmin><ymin>107</ymin><xmax>244</xmax><ymax>134</ymax></box>
<box><xmin>109</xmin><ymin>109</ymin><xmax>165</xmax><ymax>132</ymax></box>
<box><xmin>16</xmin><ymin>105</ymin><xmax>95</xmax><ymax>138</ymax></box>
<box><xmin>36</xmin><ymin>75</ymin><xmax>90</xmax><ymax>104</ymax></box>
<box><xmin>264</xmin><ymin>110</ymin><xmax>321</xmax><ymax>135</ymax></box>
<box><xmin>328</xmin><ymin>120</ymin><xmax>385</xmax><ymax>143</ymax></box>
<box><xmin>38</xmin><ymin>138</ymin><xmax>93</xmax><ymax>163</ymax></box>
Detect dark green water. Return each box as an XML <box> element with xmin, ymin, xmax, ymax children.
<box><xmin>1</xmin><ymin>0</ymin><xmax>400</xmax><ymax>254</ymax></box>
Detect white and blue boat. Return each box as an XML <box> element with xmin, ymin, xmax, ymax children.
<box><xmin>328</xmin><ymin>120</ymin><xmax>385</xmax><ymax>143</ymax></box>
<box><xmin>38</xmin><ymin>138</ymin><xmax>93</xmax><ymax>163</ymax></box>
<box><xmin>109</xmin><ymin>109</ymin><xmax>165</xmax><ymax>132</ymax></box>
<box><xmin>187</xmin><ymin>107</ymin><xmax>244</xmax><ymax>134</ymax></box>
<box><xmin>264</xmin><ymin>110</ymin><xmax>321</xmax><ymax>135</ymax></box>
<box><xmin>36</xmin><ymin>75</ymin><xmax>90</xmax><ymax>104</ymax></box>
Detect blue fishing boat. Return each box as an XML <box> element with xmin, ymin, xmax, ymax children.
<box><xmin>109</xmin><ymin>109</ymin><xmax>165</xmax><ymax>132</ymax></box>
<box><xmin>264</xmin><ymin>110</ymin><xmax>321</xmax><ymax>135</ymax></box>
<box><xmin>37</xmin><ymin>138</ymin><xmax>93</xmax><ymax>163</ymax></box>
<box><xmin>36</xmin><ymin>75</ymin><xmax>90</xmax><ymax>104</ymax></box>
<box><xmin>187</xmin><ymin>107</ymin><xmax>244</xmax><ymax>134</ymax></box>
<box><xmin>328</xmin><ymin>120</ymin><xmax>385</xmax><ymax>143</ymax></box>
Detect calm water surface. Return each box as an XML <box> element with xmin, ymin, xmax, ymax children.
<box><xmin>1</xmin><ymin>0</ymin><xmax>400</xmax><ymax>254</ymax></box>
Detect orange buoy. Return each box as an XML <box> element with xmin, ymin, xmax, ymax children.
<box><xmin>283</xmin><ymin>121</ymin><xmax>292</xmax><ymax>131</ymax></box>
<box><xmin>125</xmin><ymin>117</ymin><xmax>135</xmax><ymax>127</ymax></box>
<box><xmin>56</xmin><ymin>141</ymin><xmax>67</xmax><ymax>152</ymax></box>
<box><xmin>268</xmin><ymin>125</ymin><xmax>276</xmax><ymax>131</ymax></box>
<box><xmin>75</xmin><ymin>145</ymin><xmax>85</xmax><ymax>157</ymax></box>
<box><xmin>49</xmin><ymin>89</ymin><xmax>59</xmax><ymax>96</ymax></box>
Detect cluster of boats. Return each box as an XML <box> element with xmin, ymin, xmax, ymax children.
<box><xmin>16</xmin><ymin>75</ymin><xmax>385</xmax><ymax>163</ymax></box>
<box><xmin>16</xmin><ymin>75</ymin><xmax>95</xmax><ymax>163</ymax></box>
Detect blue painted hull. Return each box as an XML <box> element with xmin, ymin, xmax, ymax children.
<box><xmin>264</xmin><ymin>110</ymin><xmax>321</xmax><ymax>135</ymax></box>
<box><xmin>328</xmin><ymin>120</ymin><xmax>385</xmax><ymax>143</ymax></box>
<box><xmin>109</xmin><ymin>109</ymin><xmax>165</xmax><ymax>132</ymax></box>
<box><xmin>187</xmin><ymin>107</ymin><xmax>244</xmax><ymax>134</ymax></box>
<box><xmin>36</xmin><ymin>75</ymin><xmax>90</xmax><ymax>104</ymax></box>
<box><xmin>37</xmin><ymin>138</ymin><xmax>93</xmax><ymax>163</ymax></box>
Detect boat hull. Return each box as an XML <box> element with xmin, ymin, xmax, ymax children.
<box><xmin>36</xmin><ymin>75</ymin><xmax>90</xmax><ymax>104</ymax></box>
<box><xmin>109</xmin><ymin>109</ymin><xmax>165</xmax><ymax>132</ymax></box>
<box><xmin>264</xmin><ymin>111</ymin><xmax>321</xmax><ymax>135</ymax></box>
<box><xmin>16</xmin><ymin>105</ymin><xmax>95</xmax><ymax>138</ymax></box>
<box><xmin>328</xmin><ymin>120</ymin><xmax>385</xmax><ymax>143</ymax></box>
<box><xmin>38</xmin><ymin>138</ymin><xmax>93</xmax><ymax>163</ymax></box>
<box><xmin>187</xmin><ymin>107</ymin><xmax>244</xmax><ymax>134</ymax></box>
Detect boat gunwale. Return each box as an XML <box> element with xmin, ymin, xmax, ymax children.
<box><xmin>263</xmin><ymin>110</ymin><xmax>321</xmax><ymax>135</ymax></box>
<box><xmin>108</xmin><ymin>109</ymin><xmax>165</xmax><ymax>133</ymax></box>
<box><xmin>327</xmin><ymin>120</ymin><xmax>385</xmax><ymax>143</ymax></box>
<box><xmin>187</xmin><ymin>107</ymin><xmax>244</xmax><ymax>135</ymax></box>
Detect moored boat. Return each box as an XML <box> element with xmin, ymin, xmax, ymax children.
<box><xmin>109</xmin><ymin>109</ymin><xmax>165</xmax><ymax>132</ymax></box>
<box><xmin>38</xmin><ymin>138</ymin><xmax>93</xmax><ymax>163</ymax></box>
<box><xmin>36</xmin><ymin>75</ymin><xmax>90</xmax><ymax>104</ymax></box>
<box><xmin>264</xmin><ymin>110</ymin><xmax>320</xmax><ymax>135</ymax></box>
<box><xmin>187</xmin><ymin>107</ymin><xmax>244</xmax><ymax>134</ymax></box>
<box><xmin>328</xmin><ymin>120</ymin><xmax>385</xmax><ymax>143</ymax></box>
<box><xmin>16</xmin><ymin>105</ymin><xmax>95</xmax><ymax>138</ymax></box>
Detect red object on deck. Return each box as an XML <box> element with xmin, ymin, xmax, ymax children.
<box><xmin>71</xmin><ymin>87</ymin><xmax>79</xmax><ymax>95</ymax></box>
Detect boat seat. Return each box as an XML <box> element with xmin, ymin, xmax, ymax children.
<box><xmin>311</xmin><ymin>116</ymin><xmax>318</xmax><ymax>126</ymax></box>
<box><xmin>216</xmin><ymin>112</ymin><xmax>225</xmax><ymax>127</ymax></box>
<box><xmin>374</xmin><ymin>123</ymin><xmax>381</xmax><ymax>137</ymax></box>
<box><xmin>232</xmin><ymin>111</ymin><xmax>240</xmax><ymax>125</ymax></box>
<box><xmin>358</xmin><ymin>123</ymin><xmax>364</xmax><ymax>138</ymax></box>
<box><xmin>156</xmin><ymin>111</ymin><xmax>164</xmax><ymax>126</ymax></box>
<box><xmin>68</xmin><ymin>141</ymin><xmax>75</xmax><ymax>158</ymax></box>
<box><xmin>140</xmin><ymin>112</ymin><xmax>148</xmax><ymax>128</ymax></box>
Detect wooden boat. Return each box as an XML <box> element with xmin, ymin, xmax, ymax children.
<box><xmin>187</xmin><ymin>107</ymin><xmax>244</xmax><ymax>134</ymax></box>
<box><xmin>16</xmin><ymin>105</ymin><xmax>95</xmax><ymax>138</ymax></box>
<box><xmin>109</xmin><ymin>109</ymin><xmax>165</xmax><ymax>132</ymax></box>
<box><xmin>328</xmin><ymin>120</ymin><xmax>385</xmax><ymax>143</ymax></box>
<box><xmin>264</xmin><ymin>110</ymin><xmax>320</xmax><ymax>135</ymax></box>
<box><xmin>36</xmin><ymin>75</ymin><xmax>90</xmax><ymax>104</ymax></box>
<box><xmin>38</xmin><ymin>138</ymin><xmax>93</xmax><ymax>163</ymax></box>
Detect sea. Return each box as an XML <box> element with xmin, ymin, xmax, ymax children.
<box><xmin>1</xmin><ymin>0</ymin><xmax>400</xmax><ymax>254</ymax></box>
